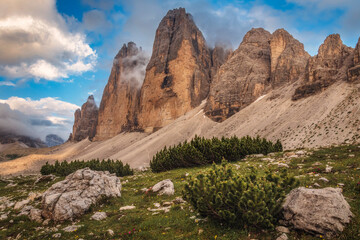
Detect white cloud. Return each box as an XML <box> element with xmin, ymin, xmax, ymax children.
<box><xmin>0</xmin><ymin>0</ymin><xmax>97</xmax><ymax>83</ymax></box>
<box><xmin>0</xmin><ymin>81</ymin><xmax>15</xmax><ymax>87</ymax></box>
<box><xmin>0</xmin><ymin>97</ymin><xmax>80</xmax><ymax>141</ymax></box>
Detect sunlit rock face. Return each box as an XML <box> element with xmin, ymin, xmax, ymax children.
<box><xmin>293</xmin><ymin>34</ymin><xmax>353</xmax><ymax>100</ymax></box>
<box><xmin>71</xmin><ymin>95</ymin><xmax>98</xmax><ymax>141</ymax></box>
<box><xmin>138</xmin><ymin>8</ymin><xmax>212</xmax><ymax>132</ymax></box>
<box><xmin>95</xmin><ymin>42</ymin><xmax>147</xmax><ymax>140</ymax></box>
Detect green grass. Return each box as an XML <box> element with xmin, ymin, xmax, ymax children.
<box><xmin>0</xmin><ymin>144</ymin><xmax>360</xmax><ymax>239</ymax></box>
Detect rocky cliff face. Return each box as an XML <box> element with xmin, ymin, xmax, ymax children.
<box><xmin>270</xmin><ymin>29</ymin><xmax>310</xmax><ymax>88</ymax></box>
<box><xmin>95</xmin><ymin>42</ymin><xmax>147</xmax><ymax>140</ymax></box>
<box><xmin>71</xmin><ymin>95</ymin><xmax>98</xmax><ymax>141</ymax></box>
<box><xmin>293</xmin><ymin>34</ymin><xmax>353</xmax><ymax>100</ymax></box>
<box><xmin>138</xmin><ymin>8</ymin><xmax>212</xmax><ymax>132</ymax></box>
<box><xmin>348</xmin><ymin>37</ymin><xmax>360</xmax><ymax>82</ymax></box>
<box><xmin>210</xmin><ymin>45</ymin><xmax>232</xmax><ymax>80</ymax></box>
<box><xmin>205</xmin><ymin>28</ymin><xmax>272</xmax><ymax>122</ymax></box>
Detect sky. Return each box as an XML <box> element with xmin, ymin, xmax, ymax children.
<box><xmin>0</xmin><ymin>0</ymin><xmax>360</xmax><ymax>141</ymax></box>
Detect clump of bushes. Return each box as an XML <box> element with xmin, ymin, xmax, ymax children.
<box><xmin>40</xmin><ymin>159</ymin><xmax>133</xmax><ymax>177</ymax></box>
<box><xmin>150</xmin><ymin>135</ymin><xmax>282</xmax><ymax>172</ymax></box>
<box><xmin>183</xmin><ymin>161</ymin><xmax>299</xmax><ymax>229</ymax></box>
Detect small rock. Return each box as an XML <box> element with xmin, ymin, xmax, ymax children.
<box><xmin>52</xmin><ymin>233</ymin><xmax>61</xmax><ymax>238</ymax></box>
<box><xmin>249</xmin><ymin>154</ymin><xmax>264</xmax><ymax>158</ymax></box>
<box><xmin>325</xmin><ymin>165</ymin><xmax>333</xmax><ymax>173</ymax></box>
<box><xmin>198</xmin><ymin>228</ymin><xmax>204</xmax><ymax>235</ymax></box>
<box><xmin>152</xmin><ymin>212</ymin><xmax>160</xmax><ymax>215</ymax></box>
<box><xmin>295</xmin><ymin>150</ymin><xmax>306</xmax><ymax>156</ymax></box>
<box><xmin>276</xmin><ymin>226</ymin><xmax>290</xmax><ymax>234</ymax></box>
<box><xmin>349</xmin><ymin>154</ymin><xmax>355</xmax><ymax>157</ymax></box>
<box><xmin>338</xmin><ymin>183</ymin><xmax>345</xmax><ymax>187</ymax></box>
<box><xmin>190</xmin><ymin>216</ymin><xmax>196</xmax><ymax>219</ymax></box>
<box><xmin>29</xmin><ymin>208</ymin><xmax>43</xmax><ymax>223</ymax></box>
<box><xmin>34</xmin><ymin>175</ymin><xmax>55</xmax><ymax>184</ymax></box>
<box><xmin>312</xmin><ymin>162</ymin><xmax>322</xmax><ymax>166</ymax></box>
<box><xmin>284</xmin><ymin>152</ymin><xmax>295</xmax><ymax>157</ymax></box>
<box><xmin>14</xmin><ymin>199</ymin><xmax>30</xmax><ymax>210</ymax></box>
<box><xmin>42</xmin><ymin>219</ymin><xmax>50</xmax><ymax>226</ymax></box>
<box><xmin>18</xmin><ymin>205</ymin><xmax>34</xmax><ymax>216</ymax></box>
<box><xmin>268</xmin><ymin>153</ymin><xmax>276</xmax><ymax>157</ymax></box>
<box><xmin>314</xmin><ymin>183</ymin><xmax>321</xmax><ymax>187</ymax></box>
<box><xmin>63</xmin><ymin>225</ymin><xmax>83</xmax><ymax>232</ymax></box>
<box><xmin>5</xmin><ymin>183</ymin><xmax>17</xmax><ymax>188</ymax></box>
<box><xmin>172</xmin><ymin>197</ymin><xmax>186</xmax><ymax>204</ymax></box>
<box><xmin>151</xmin><ymin>179</ymin><xmax>174</xmax><ymax>196</ymax></box>
<box><xmin>261</xmin><ymin>158</ymin><xmax>274</xmax><ymax>162</ymax></box>
<box><xmin>28</xmin><ymin>192</ymin><xmax>41</xmax><ymax>201</ymax></box>
<box><xmin>0</xmin><ymin>213</ymin><xmax>8</xmax><ymax>220</ymax></box>
<box><xmin>153</xmin><ymin>203</ymin><xmax>161</xmax><ymax>208</ymax></box>
<box><xmin>185</xmin><ymin>173</ymin><xmax>189</xmax><ymax>177</ymax></box>
<box><xmin>107</xmin><ymin>229</ymin><xmax>114</xmax><ymax>236</ymax></box>
<box><xmin>276</xmin><ymin>233</ymin><xmax>288</xmax><ymax>240</ymax></box>
<box><xmin>163</xmin><ymin>202</ymin><xmax>172</xmax><ymax>207</ymax></box>
<box><xmin>119</xmin><ymin>205</ymin><xmax>136</xmax><ymax>211</ymax></box>
<box><xmin>9</xmin><ymin>219</ymin><xmax>13</xmax><ymax>223</ymax></box>
<box><xmin>90</xmin><ymin>212</ymin><xmax>107</xmax><ymax>221</ymax></box>
<box><xmin>319</xmin><ymin>177</ymin><xmax>329</xmax><ymax>183</ymax></box>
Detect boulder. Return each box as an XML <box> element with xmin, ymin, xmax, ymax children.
<box><xmin>34</xmin><ymin>174</ymin><xmax>55</xmax><ymax>184</ymax></box>
<box><xmin>282</xmin><ymin>187</ymin><xmax>353</xmax><ymax>237</ymax></box>
<box><xmin>41</xmin><ymin>168</ymin><xmax>121</xmax><ymax>222</ymax></box>
<box><xmin>151</xmin><ymin>179</ymin><xmax>175</xmax><ymax>196</ymax></box>
<box><xmin>90</xmin><ymin>212</ymin><xmax>107</xmax><ymax>221</ymax></box>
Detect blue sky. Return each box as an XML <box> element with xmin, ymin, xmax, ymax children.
<box><xmin>0</xmin><ymin>0</ymin><xmax>359</xmax><ymax>140</ymax></box>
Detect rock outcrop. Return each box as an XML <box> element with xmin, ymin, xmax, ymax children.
<box><xmin>41</xmin><ymin>168</ymin><xmax>121</xmax><ymax>222</ymax></box>
<box><xmin>210</xmin><ymin>44</ymin><xmax>232</xmax><ymax>79</ymax></box>
<box><xmin>45</xmin><ymin>134</ymin><xmax>64</xmax><ymax>147</ymax></box>
<box><xmin>270</xmin><ymin>29</ymin><xmax>310</xmax><ymax>88</ymax></box>
<box><xmin>205</xmin><ymin>28</ymin><xmax>311</xmax><ymax>122</ymax></box>
<box><xmin>138</xmin><ymin>8</ymin><xmax>212</xmax><ymax>132</ymax></box>
<box><xmin>293</xmin><ymin>34</ymin><xmax>353</xmax><ymax>100</ymax></box>
<box><xmin>348</xmin><ymin>37</ymin><xmax>360</xmax><ymax>82</ymax></box>
<box><xmin>205</xmin><ymin>28</ymin><xmax>272</xmax><ymax>122</ymax></box>
<box><xmin>71</xmin><ymin>95</ymin><xmax>98</xmax><ymax>141</ymax></box>
<box><xmin>95</xmin><ymin>42</ymin><xmax>147</xmax><ymax>140</ymax></box>
<box><xmin>282</xmin><ymin>187</ymin><xmax>353</xmax><ymax>238</ymax></box>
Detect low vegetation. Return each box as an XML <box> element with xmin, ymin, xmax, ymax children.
<box><xmin>40</xmin><ymin>159</ymin><xmax>133</xmax><ymax>177</ymax></box>
<box><xmin>183</xmin><ymin>160</ymin><xmax>299</xmax><ymax>229</ymax></box>
<box><xmin>150</xmin><ymin>135</ymin><xmax>282</xmax><ymax>172</ymax></box>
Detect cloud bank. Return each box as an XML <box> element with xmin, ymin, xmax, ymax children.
<box><xmin>0</xmin><ymin>97</ymin><xmax>79</xmax><ymax>141</ymax></box>
<box><xmin>0</xmin><ymin>0</ymin><xmax>97</xmax><ymax>83</ymax></box>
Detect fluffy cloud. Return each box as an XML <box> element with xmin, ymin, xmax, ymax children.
<box><xmin>0</xmin><ymin>97</ymin><xmax>79</xmax><ymax>140</ymax></box>
<box><xmin>0</xmin><ymin>0</ymin><xmax>97</xmax><ymax>83</ymax></box>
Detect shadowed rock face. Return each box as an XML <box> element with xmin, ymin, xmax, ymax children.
<box><xmin>293</xmin><ymin>34</ymin><xmax>353</xmax><ymax>100</ymax></box>
<box><xmin>210</xmin><ymin>44</ymin><xmax>233</xmax><ymax>80</ymax></box>
<box><xmin>270</xmin><ymin>29</ymin><xmax>310</xmax><ymax>88</ymax></box>
<box><xmin>71</xmin><ymin>95</ymin><xmax>98</xmax><ymax>141</ymax></box>
<box><xmin>205</xmin><ymin>28</ymin><xmax>272</xmax><ymax>122</ymax></box>
<box><xmin>348</xmin><ymin>37</ymin><xmax>360</xmax><ymax>82</ymax></box>
<box><xmin>138</xmin><ymin>8</ymin><xmax>212</xmax><ymax>132</ymax></box>
<box><xmin>95</xmin><ymin>42</ymin><xmax>147</xmax><ymax>140</ymax></box>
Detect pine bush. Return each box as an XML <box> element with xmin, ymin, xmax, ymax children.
<box><xmin>40</xmin><ymin>159</ymin><xmax>133</xmax><ymax>177</ymax></box>
<box><xmin>150</xmin><ymin>135</ymin><xmax>283</xmax><ymax>172</ymax></box>
<box><xmin>183</xmin><ymin>161</ymin><xmax>299</xmax><ymax>229</ymax></box>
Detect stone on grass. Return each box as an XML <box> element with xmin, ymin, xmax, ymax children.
<box><xmin>325</xmin><ymin>165</ymin><xmax>333</xmax><ymax>173</ymax></box>
<box><xmin>0</xmin><ymin>213</ymin><xmax>8</xmax><ymax>220</ymax></box>
<box><xmin>318</xmin><ymin>177</ymin><xmax>329</xmax><ymax>183</ymax></box>
<box><xmin>52</xmin><ymin>233</ymin><xmax>61</xmax><ymax>238</ymax></box>
<box><xmin>34</xmin><ymin>175</ymin><xmax>55</xmax><ymax>184</ymax></box>
<box><xmin>29</xmin><ymin>208</ymin><xmax>43</xmax><ymax>223</ymax></box>
<box><xmin>119</xmin><ymin>205</ymin><xmax>136</xmax><ymax>211</ymax></box>
<box><xmin>173</xmin><ymin>197</ymin><xmax>186</xmax><ymax>204</ymax></box>
<box><xmin>151</xmin><ymin>179</ymin><xmax>174</xmax><ymax>196</ymax></box>
<box><xmin>282</xmin><ymin>187</ymin><xmax>353</xmax><ymax>238</ymax></box>
<box><xmin>276</xmin><ymin>226</ymin><xmax>290</xmax><ymax>234</ymax></box>
<box><xmin>90</xmin><ymin>211</ymin><xmax>107</xmax><ymax>221</ymax></box>
<box><xmin>107</xmin><ymin>229</ymin><xmax>114</xmax><ymax>236</ymax></box>
<box><xmin>276</xmin><ymin>233</ymin><xmax>288</xmax><ymax>240</ymax></box>
<box><xmin>41</xmin><ymin>168</ymin><xmax>121</xmax><ymax>222</ymax></box>
<box><xmin>63</xmin><ymin>225</ymin><xmax>83</xmax><ymax>232</ymax></box>
<box><xmin>14</xmin><ymin>199</ymin><xmax>30</xmax><ymax>210</ymax></box>
<box><xmin>295</xmin><ymin>150</ymin><xmax>306</xmax><ymax>156</ymax></box>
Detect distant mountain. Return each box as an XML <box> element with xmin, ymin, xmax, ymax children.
<box><xmin>0</xmin><ymin>133</ymin><xmax>47</xmax><ymax>148</ymax></box>
<box><xmin>45</xmin><ymin>134</ymin><xmax>64</xmax><ymax>147</ymax></box>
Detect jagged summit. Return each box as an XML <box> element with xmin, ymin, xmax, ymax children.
<box><xmin>70</xmin><ymin>95</ymin><xmax>98</xmax><ymax>141</ymax></box>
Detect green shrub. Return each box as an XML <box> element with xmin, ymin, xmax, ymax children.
<box><xmin>40</xmin><ymin>159</ymin><xmax>133</xmax><ymax>177</ymax></box>
<box><xmin>183</xmin><ymin>161</ymin><xmax>298</xmax><ymax>229</ymax></box>
<box><xmin>150</xmin><ymin>135</ymin><xmax>283</xmax><ymax>172</ymax></box>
